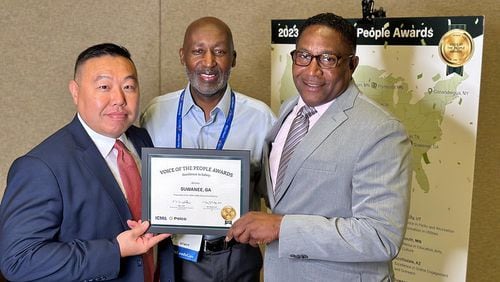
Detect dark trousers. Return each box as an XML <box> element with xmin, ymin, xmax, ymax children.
<box><xmin>174</xmin><ymin>243</ymin><xmax>262</xmax><ymax>282</ymax></box>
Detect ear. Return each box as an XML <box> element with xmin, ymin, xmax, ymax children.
<box><xmin>231</xmin><ymin>50</ymin><xmax>237</xmax><ymax>67</ymax></box>
<box><xmin>69</xmin><ymin>80</ymin><xmax>79</xmax><ymax>105</ymax></box>
<box><xmin>350</xmin><ymin>55</ymin><xmax>359</xmax><ymax>72</ymax></box>
<box><xmin>179</xmin><ymin>47</ymin><xmax>185</xmax><ymax>65</ymax></box>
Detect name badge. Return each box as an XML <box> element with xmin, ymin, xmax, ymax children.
<box><xmin>172</xmin><ymin>234</ymin><xmax>203</xmax><ymax>262</ymax></box>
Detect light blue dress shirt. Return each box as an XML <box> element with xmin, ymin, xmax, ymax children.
<box><xmin>141</xmin><ymin>84</ymin><xmax>276</xmax><ymax>210</ymax></box>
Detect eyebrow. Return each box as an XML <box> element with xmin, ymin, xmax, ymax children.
<box><xmin>124</xmin><ymin>75</ymin><xmax>138</xmax><ymax>82</ymax></box>
<box><xmin>94</xmin><ymin>74</ymin><xmax>138</xmax><ymax>82</ymax></box>
<box><xmin>94</xmin><ymin>75</ymin><xmax>111</xmax><ymax>82</ymax></box>
<box><xmin>297</xmin><ymin>49</ymin><xmax>336</xmax><ymax>55</ymax></box>
<box><xmin>192</xmin><ymin>41</ymin><xmax>229</xmax><ymax>49</ymax></box>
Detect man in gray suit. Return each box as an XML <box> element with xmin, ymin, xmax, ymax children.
<box><xmin>226</xmin><ymin>12</ymin><xmax>412</xmax><ymax>281</ymax></box>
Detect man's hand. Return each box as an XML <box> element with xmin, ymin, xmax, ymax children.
<box><xmin>117</xmin><ymin>220</ymin><xmax>170</xmax><ymax>257</ymax></box>
<box><xmin>225</xmin><ymin>211</ymin><xmax>283</xmax><ymax>247</ymax></box>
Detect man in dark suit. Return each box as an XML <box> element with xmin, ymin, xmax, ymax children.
<box><xmin>0</xmin><ymin>43</ymin><xmax>170</xmax><ymax>281</ymax></box>
<box><xmin>226</xmin><ymin>13</ymin><xmax>412</xmax><ymax>281</ymax></box>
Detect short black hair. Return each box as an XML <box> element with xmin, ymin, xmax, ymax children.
<box><xmin>73</xmin><ymin>43</ymin><xmax>133</xmax><ymax>78</ymax></box>
<box><xmin>298</xmin><ymin>13</ymin><xmax>356</xmax><ymax>53</ymax></box>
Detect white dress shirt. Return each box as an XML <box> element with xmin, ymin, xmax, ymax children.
<box><xmin>78</xmin><ymin>114</ymin><xmax>140</xmax><ymax>199</ymax></box>
<box><xmin>269</xmin><ymin>97</ymin><xmax>334</xmax><ymax>191</ymax></box>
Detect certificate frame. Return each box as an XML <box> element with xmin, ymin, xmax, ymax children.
<box><xmin>141</xmin><ymin>147</ymin><xmax>250</xmax><ymax>236</ymax></box>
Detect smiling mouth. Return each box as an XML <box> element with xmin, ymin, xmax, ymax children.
<box><xmin>303</xmin><ymin>81</ymin><xmax>323</xmax><ymax>88</ymax></box>
<box><xmin>200</xmin><ymin>73</ymin><xmax>217</xmax><ymax>80</ymax></box>
<box><xmin>107</xmin><ymin>112</ymin><xmax>128</xmax><ymax>120</ymax></box>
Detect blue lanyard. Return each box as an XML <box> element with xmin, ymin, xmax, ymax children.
<box><xmin>176</xmin><ymin>88</ymin><xmax>235</xmax><ymax>150</ymax></box>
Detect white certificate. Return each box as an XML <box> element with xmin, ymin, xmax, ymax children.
<box><xmin>141</xmin><ymin>148</ymin><xmax>250</xmax><ymax>235</ymax></box>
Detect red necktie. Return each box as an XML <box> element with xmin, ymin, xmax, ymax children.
<box><xmin>114</xmin><ymin>139</ymin><xmax>154</xmax><ymax>282</ymax></box>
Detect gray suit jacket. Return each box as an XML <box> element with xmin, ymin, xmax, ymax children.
<box><xmin>263</xmin><ymin>82</ymin><xmax>412</xmax><ymax>282</ymax></box>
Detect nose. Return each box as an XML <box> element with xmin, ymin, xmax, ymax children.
<box><xmin>111</xmin><ymin>87</ymin><xmax>126</xmax><ymax>107</ymax></box>
<box><xmin>202</xmin><ymin>51</ymin><xmax>217</xmax><ymax>68</ymax></box>
<box><xmin>305</xmin><ymin>57</ymin><xmax>323</xmax><ymax>76</ymax></box>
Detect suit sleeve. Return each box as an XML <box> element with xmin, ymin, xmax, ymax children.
<box><xmin>0</xmin><ymin>156</ymin><xmax>121</xmax><ymax>281</ymax></box>
<box><xmin>279</xmin><ymin>119</ymin><xmax>412</xmax><ymax>262</ymax></box>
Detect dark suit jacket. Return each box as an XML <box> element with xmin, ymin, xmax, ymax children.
<box><xmin>0</xmin><ymin>116</ymin><xmax>174</xmax><ymax>281</ymax></box>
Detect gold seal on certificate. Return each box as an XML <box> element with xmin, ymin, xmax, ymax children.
<box><xmin>221</xmin><ymin>205</ymin><xmax>237</xmax><ymax>225</ymax></box>
<box><xmin>439</xmin><ymin>29</ymin><xmax>474</xmax><ymax>68</ymax></box>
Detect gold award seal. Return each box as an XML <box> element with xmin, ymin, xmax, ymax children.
<box><xmin>221</xmin><ymin>205</ymin><xmax>237</xmax><ymax>225</ymax></box>
<box><xmin>439</xmin><ymin>29</ymin><xmax>474</xmax><ymax>68</ymax></box>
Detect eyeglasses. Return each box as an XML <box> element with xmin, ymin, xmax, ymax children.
<box><xmin>290</xmin><ymin>50</ymin><xmax>354</xmax><ymax>69</ymax></box>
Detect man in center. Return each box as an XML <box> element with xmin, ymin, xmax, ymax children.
<box><xmin>141</xmin><ymin>17</ymin><xmax>276</xmax><ymax>281</ymax></box>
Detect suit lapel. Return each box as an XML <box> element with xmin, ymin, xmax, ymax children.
<box><xmin>273</xmin><ymin>82</ymin><xmax>359</xmax><ymax>205</ymax></box>
<box><xmin>126</xmin><ymin>125</ymin><xmax>153</xmax><ymax>155</ymax></box>
<box><xmin>265</xmin><ymin>99</ymin><xmax>297</xmax><ymax>208</ymax></box>
<box><xmin>263</xmin><ymin>143</ymin><xmax>276</xmax><ymax>208</ymax></box>
<box><xmin>69</xmin><ymin>117</ymin><xmax>132</xmax><ymax>227</ymax></box>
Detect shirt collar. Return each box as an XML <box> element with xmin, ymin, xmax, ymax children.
<box><xmin>183</xmin><ymin>83</ymin><xmax>232</xmax><ymax>119</ymax></box>
<box><xmin>77</xmin><ymin>113</ymin><xmax>127</xmax><ymax>158</ymax></box>
<box><xmin>296</xmin><ymin>97</ymin><xmax>334</xmax><ymax>117</ymax></box>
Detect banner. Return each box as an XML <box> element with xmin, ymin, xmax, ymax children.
<box><xmin>271</xmin><ymin>16</ymin><xmax>484</xmax><ymax>282</ymax></box>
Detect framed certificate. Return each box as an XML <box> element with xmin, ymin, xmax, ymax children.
<box><xmin>141</xmin><ymin>148</ymin><xmax>250</xmax><ymax>236</ymax></box>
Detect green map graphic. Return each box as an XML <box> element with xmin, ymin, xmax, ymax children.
<box><xmin>354</xmin><ymin>66</ymin><xmax>467</xmax><ymax>192</ymax></box>
<box><xmin>279</xmin><ymin>64</ymin><xmax>467</xmax><ymax>192</ymax></box>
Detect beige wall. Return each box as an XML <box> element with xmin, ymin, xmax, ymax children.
<box><xmin>0</xmin><ymin>1</ymin><xmax>498</xmax><ymax>281</ymax></box>
<box><xmin>0</xmin><ymin>0</ymin><xmax>161</xmax><ymax>184</ymax></box>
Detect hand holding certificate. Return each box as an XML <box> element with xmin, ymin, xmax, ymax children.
<box><xmin>141</xmin><ymin>148</ymin><xmax>250</xmax><ymax>236</ymax></box>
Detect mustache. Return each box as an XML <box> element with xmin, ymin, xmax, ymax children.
<box><xmin>195</xmin><ymin>68</ymin><xmax>220</xmax><ymax>76</ymax></box>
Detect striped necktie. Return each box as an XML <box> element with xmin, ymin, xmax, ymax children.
<box><xmin>274</xmin><ymin>105</ymin><xmax>317</xmax><ymax>198</ymax></box>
